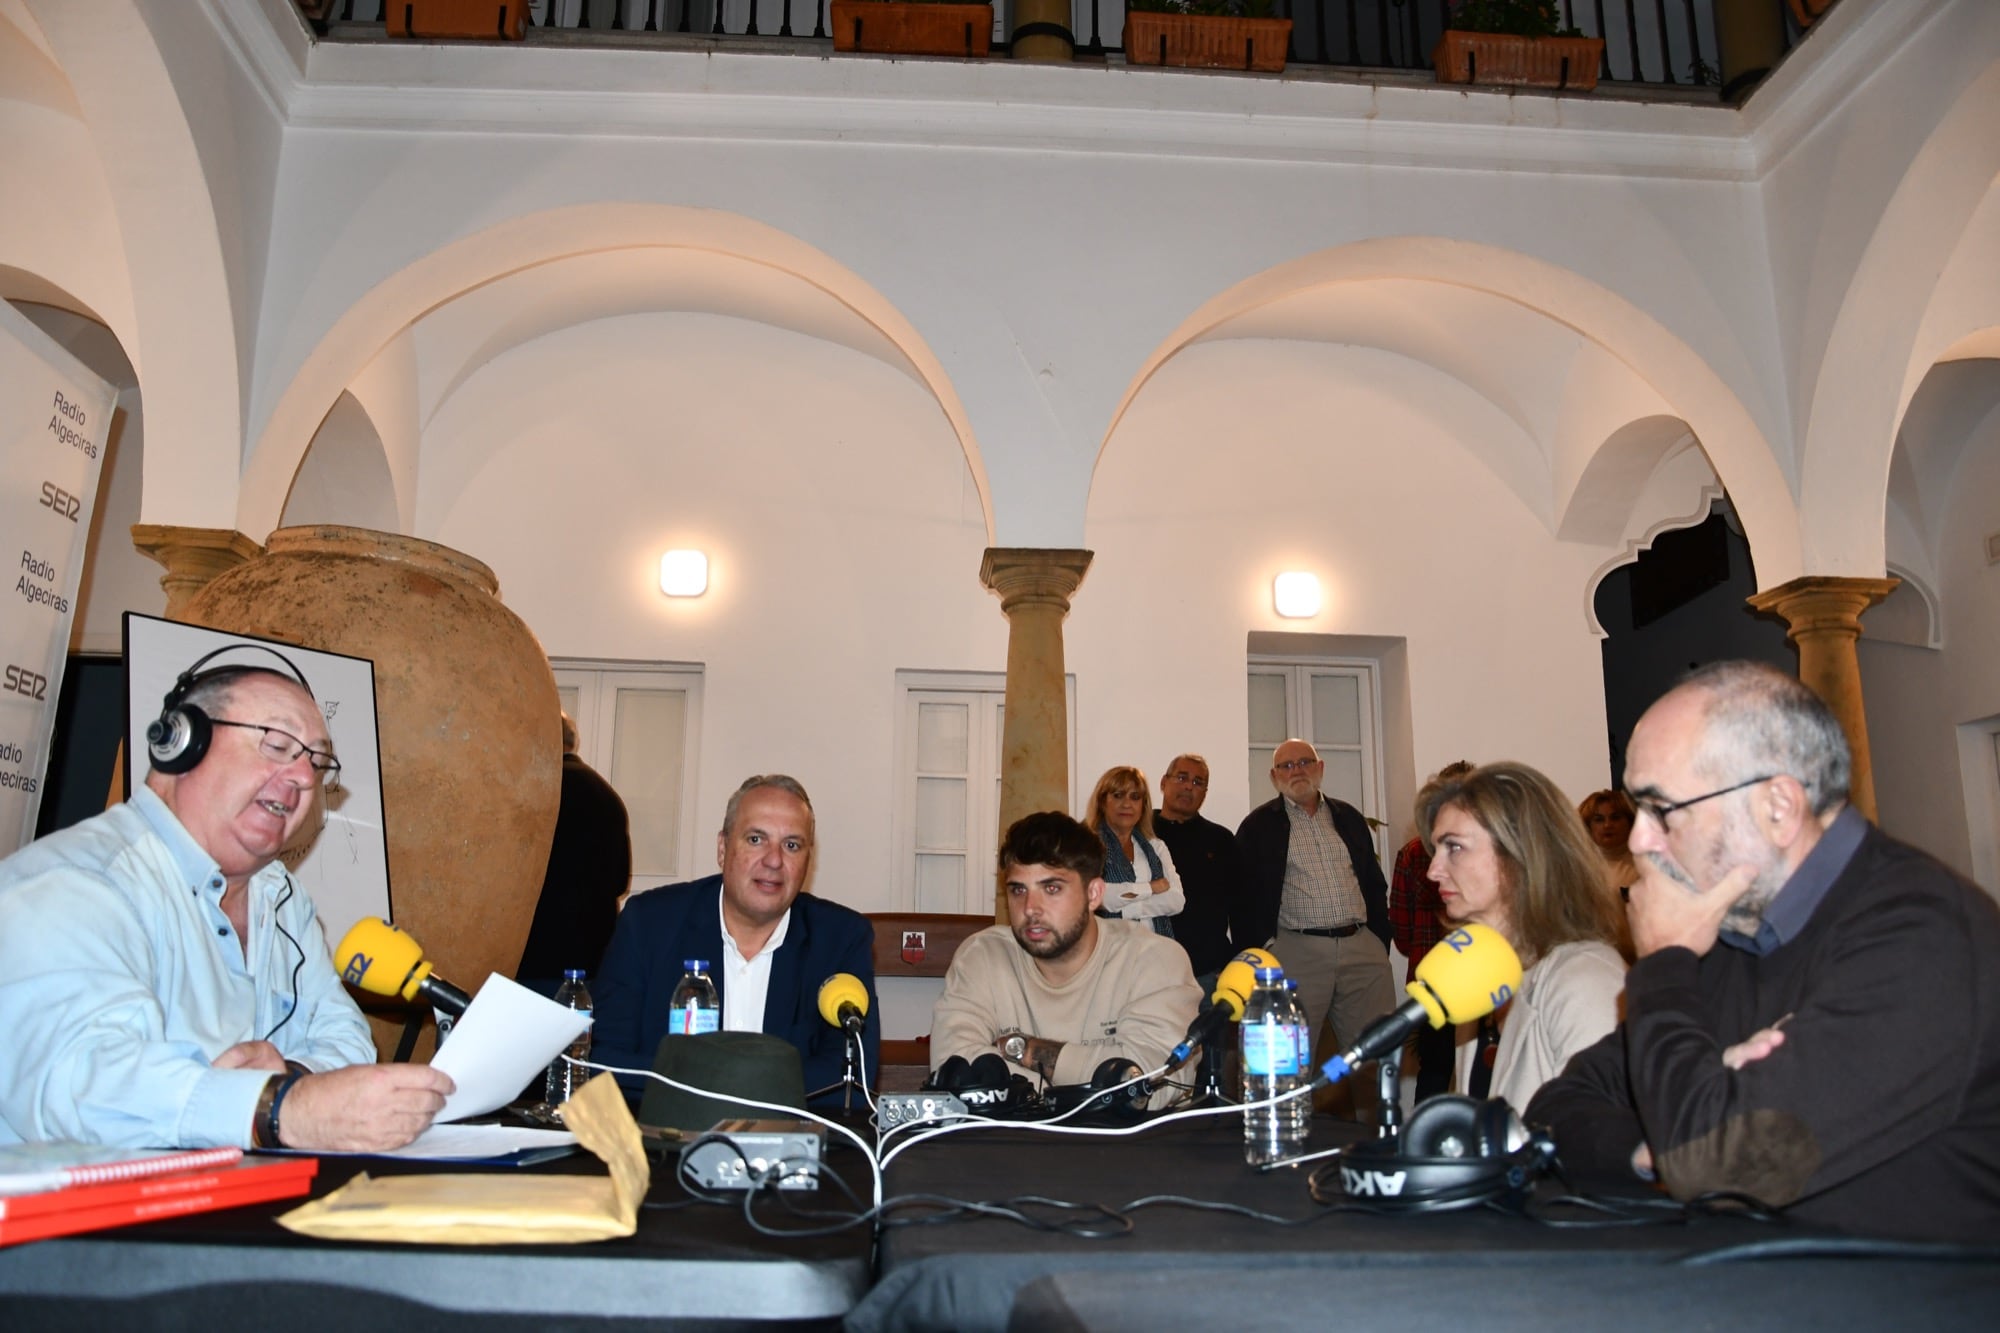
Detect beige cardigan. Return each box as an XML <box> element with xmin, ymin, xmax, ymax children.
<box><xmin>1455</xmin><ymin>939</ymin><xmax>1627</xmax><ymax>1111</ymax></box>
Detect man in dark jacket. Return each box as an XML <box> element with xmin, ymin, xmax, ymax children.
<box><xmin>1528</xmin><ymin>662</ymin><xmax>2000</xmax><ymax>1241</ymax></box>
<box><xmin>592</xmin><ymin>774</ymin><xmax>879</xmax><ymax>1106</ymax></box>
<box><xmin>1236</xmin><ymin>740</ymin><xmax>1395</xmax><ymax>1120</ymax></box>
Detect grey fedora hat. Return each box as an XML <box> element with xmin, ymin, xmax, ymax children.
<box><xmin>638</xmin><ymin>1031</ymin><xmax>808</xmax><ymax>1132</ymax></box>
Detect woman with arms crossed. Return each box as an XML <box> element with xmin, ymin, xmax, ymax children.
<box><xmin>1083</xmin><ymin>766</ymin><xmax>1185</xmax><ymax>936</ymax></box>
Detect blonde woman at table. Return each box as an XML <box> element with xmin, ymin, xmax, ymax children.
<box><xmin>1083</xmin><ymin>766</ymin><xmax>1185</xmax><ymax>938</ymax></box>
<box><xmin>1423</xmin><ymin>762</ymin><xmax>1631</xmax><ymax>1110</ymax></box>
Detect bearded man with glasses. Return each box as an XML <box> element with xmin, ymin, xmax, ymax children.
<box><xmin>1529</xmin><ymin>661</ymin><xmax>2000</xmax><ymax>1241</ymax></box>
<box><xmin>0</xmin><ymin>664</ymin><xmax>451</xmax><ymax>1151</ymax></box>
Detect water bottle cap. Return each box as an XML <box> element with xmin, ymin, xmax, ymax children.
<box><xmin>562</xmin><ymin>969</ymin><xmax>586</xmax><ymax>980</ymax></box>
<box><xmin>1254</xmin><ymin>965</ymin><xmax>1284</xmax><ymax>983</ymax></box>
<box><xmin>684</xmin><ymin>960</ymin><xmax>708</xmax><ymax>971</ymax></box>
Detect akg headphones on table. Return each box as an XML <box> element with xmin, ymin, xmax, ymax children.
<box><xmin>1327</xmin><ymin>1095</ymin><xmax>1556</xmax><ymax>1212</ymax></box>
<box><xmin>146</xmin><ymin>643</ymin><xmax>320</xmax><ymax>775</ymax></box>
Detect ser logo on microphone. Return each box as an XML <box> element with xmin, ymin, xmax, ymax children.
<box><xmin>341</xmin><ymin>953</ymin><xmax>374</xmax><ymax>987</ymax></box>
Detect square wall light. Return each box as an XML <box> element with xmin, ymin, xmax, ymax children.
<box><xmin>659</xmin><ymin>550</ymin><xmax>708</xmax><ymax>597</ymax></box>
<box><xmin>1273</xmin><ymin>571</ymin><xmax>1320</xmax><ymax>619</ymax></box>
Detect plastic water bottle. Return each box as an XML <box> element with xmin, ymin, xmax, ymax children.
<box><xmin>668</xmin><ymin>959</ymin><xmax>721</xmax><ymax>1035</ymax></box>
<box><xmin>1280</xmin><ymin>979</ymin><xmax>1313</xmax><ymax>1143</ymax></box>
<box><xmin>545</xmin><ymin>969</ymin><xmax>592</xmax><ymax>1106</ymax></box>
<box><xmin>1242</xmin><ymin>965</ymin><xmax>1307</xmax><ymax>1165</ymax></box>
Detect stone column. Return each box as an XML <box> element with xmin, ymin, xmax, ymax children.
<box><xmin>1010</xmin><ymin>0</ymin><xmax>1074</xmax><ymax>63</ymax></box>
<box><xmin>131</xmin><ymin>524</ymin><xmax>264</xmax><ymax>618</ymax></box>
<box><xmin>1746</xmin><ymin>575</ymin><xmax>1900</xmax><ymax>822</ymax></box>
<box><xmin>980</xmin><ymin>547</ymin><xmax>1092</xmax><ymax>921</ymax></box>
<box><xmin>115</xmin><ymin>525</ymin><xmax>264</xmax><ymax>805</ymax></box>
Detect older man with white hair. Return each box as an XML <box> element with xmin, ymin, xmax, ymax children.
<box><xmin>1529</xmin><ymin>661</ymin><xmax>2000</xmax><ymax>1241</ymax></box>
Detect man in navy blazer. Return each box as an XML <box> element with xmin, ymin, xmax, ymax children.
<box><xmin>592</xmin><ymin>774</ymin><xmax>879</xmax><ymax>1106</ymax></box>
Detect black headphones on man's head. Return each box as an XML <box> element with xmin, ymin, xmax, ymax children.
<box><xmin>146</xmin><ymin>644</ymin><xmax>319</xmax><ymax>775</ymax></box>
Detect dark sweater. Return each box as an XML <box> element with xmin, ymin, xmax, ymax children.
<box><xmin>1152</xmin><ymin>810</ymin><xmax>1242</xmax><ymax>977</ymax></box>
<box><xmin>1527</xmin><ymin>822</ymin><xmax>2000</xmax><ymax>1241</ymax></box>
<box><xmin>517</xmin><ymin>753</ymin><xmax>631</xmax><ymax>984</ymax></box>
<box><xmin>1235</xmin><ymin>793</ymin><xmax>1391</xmax><ymax>950</ymax></box>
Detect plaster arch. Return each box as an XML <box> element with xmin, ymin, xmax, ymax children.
<box><xmin>240</xmin><ymin>203</ymin><xmax>993</xmax><ymax>543</ymax></box>
<box><xmin>1798</xmin><ymin>63</ymin><xmax>2000</xmax><ymax>576</ymax></box>
<box><xmin>1095</xmin><ymin>236</ymin><xmax>1801</xmax><ymax>590</ymax></box>
<box><xmin>19</xmin><ymin>0</ymin><xmax>243</xmax><ymax>529</ymax></box>
<box><xmin>0</xmin><ymin>16</ymin><xmax>135</xmax><ymax>371</ymax></box>
<box><xmin>1558</xmin><ymin>414</ymin><xmax>1699</xmax><ymax>546</ymax></box>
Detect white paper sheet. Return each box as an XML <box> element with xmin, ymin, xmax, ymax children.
<box><xmin>368</xmin><ymin>1124</ymin><xmax>577</xmax><ymax>1162</ymax></box>
<box><xmin>429</xmin><ymin>973</ymin><xmax>592</xmax><ymax>1123</ymax></box>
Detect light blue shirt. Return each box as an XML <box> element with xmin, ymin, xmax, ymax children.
<box><xmin>0</xmin><ymin>787</ymin><xmax>376</xmax><ymax>1148</ymax></box>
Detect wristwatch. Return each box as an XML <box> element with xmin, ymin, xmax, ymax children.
<box><xmin>1001</xmin><ymin>1033</ymin><xmax>1029</xmax><ymax>1064</ymax></box>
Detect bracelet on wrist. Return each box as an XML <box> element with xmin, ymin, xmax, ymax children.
<box><xmin>257</xmin><ymin>1070</ymin><xmax>305</xmax><ymax>1150</ymax></box>
<box><xmin>250</xmin><ymin>1074</ymin><xmax>282</xmax><ymax>1149</ymax></box>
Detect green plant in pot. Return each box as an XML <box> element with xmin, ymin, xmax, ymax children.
<box><xmin>1128</xmin><ymin>0</ymin><xmax>1276</xmax><ymax>16</ymax></box>
<box><xmin>1435</xmin><ymin>0</ymin><xmax>1603</xmax><ymax>90</ymax></box>
<box><xmin>1445</xmin><ymin>0</ymin><xmax>1582</xmax><ymax>36</ymax></box>
<box><xmin>1124</xmin><ymin>0</ymin><xmax>1289</xmax><ymax>71</ymax></box>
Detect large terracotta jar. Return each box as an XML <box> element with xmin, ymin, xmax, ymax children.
<box><xmin>183</xmin><ymin>525</ymin><xmax>560</xmax><ymax>1061</ymax></box>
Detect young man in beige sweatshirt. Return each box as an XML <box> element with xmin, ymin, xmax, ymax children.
<box><xmin>930</xmin><ymin>812</ymin><xmax>1202</xmax><ymax>1099</ymax></box>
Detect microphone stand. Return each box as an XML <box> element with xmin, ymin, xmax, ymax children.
<box><xmin>839</xmin><ymin>1025</ymin><xmax>861</xmax><ymax>1112</ymax></box>
<box><xmin>1182</xmin><ymin>1026</ymin><xmax>1235</xmax><ymax>1107</ymax></box>
<box><xmin>1376</xmin><ymin>1052</ymin><xmax>1402</xmax><ymax>1140</ymax></box>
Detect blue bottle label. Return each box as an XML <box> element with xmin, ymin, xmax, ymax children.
<box><xmin>1242</xmin><ymin>1024</ymin><xmax>1300</xmax><ymax>1077</ymax></box>
<box><xmin>669</xmin><ymin>1004</ymin><xmax>719</xmax><ymax>1035</ymax></box>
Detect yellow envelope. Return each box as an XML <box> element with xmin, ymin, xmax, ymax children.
<box><xmin>277</xmin><ymin>1072</ymin><xmax>648</xmax><ymax>1244</ymax></box>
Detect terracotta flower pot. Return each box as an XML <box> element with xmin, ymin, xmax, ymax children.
<box><xmin>1124</xmin><ymin>13</ymin><xmax>1292</xmax><ymax>73</ymax></box>
<box><xmin>182</xmin><ymin>526</ymin><xmax>561</xmax><ymax>1061</ymax></box>
<box><xmin>385</xmin><ymin>1</ymin><xmax>528</xmax><ymax>40</ymax></box>
<box><xmin>1433</xmin><ymin>31</ymin><xmax>1604</xmax><ymax>91</ymax></box>
<box><xmin>831</xmin><ymin>2</ymin><xmax>994</xmax><ymax>57</ymax></box>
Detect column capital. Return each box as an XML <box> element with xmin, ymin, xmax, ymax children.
<box><xmin>979</xmin><ymin>548</ymin><xmax>1093</xmax><ymax>615</ymax></box>
<box><xmin>1744</xmin><ymin>574</ymin><xmax>1900</xmax><ymax>823</ymax></box>
<box><xmin>1745</xmin><ymin>575</ymin><xmax>1900</xmax><ymax>637</ymax></box>
<box><xmin>131</xmin><ymin>524</ymin><xmax>263</xmax><ymax>619</ymax></box>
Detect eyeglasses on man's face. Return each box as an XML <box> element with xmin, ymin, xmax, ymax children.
<box><xmin>1625</xmin><ymin>774</ymin><xmax>1774</xmax><ymax>829</ymax></box>
<box><xmin>1165</xmin><ymin>771</ymin><xmax>1209</xmax><ymax>789</ymax></box>
<box><xmin>1274</xmin><ymin>757</ymin><xmax>1320</xmax><ymax>773</ymax></box>
<box><xmin>213</xmin><ymin>719</ymin><xmax>342</xmax><ymax>785</ymax></box>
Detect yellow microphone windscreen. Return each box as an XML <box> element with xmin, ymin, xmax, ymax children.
<box><xmin>1407</xmin><ymin>923</ymin><xmax>1522</xmax><ymax>1028</ymax></box>
<box><xmin>335</xmin><ymin>917</ymin><xmax>428</xmax><ymax>1003</ymax></box>
<box><xmin>817</xmin><ymin>973</ymin><xmax>869</xmax><ymax>1028</ymax></box>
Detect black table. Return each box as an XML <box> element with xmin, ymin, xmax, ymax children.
<box><xmin>853</xmin><ymin>1110</ymin><xmax>2000</xmax><ymax>1333</ymax></box>
<box><xmin>0</xmin><ymin>1145</ymin><xmax>874</xmax><ymax>1331</ymax></box>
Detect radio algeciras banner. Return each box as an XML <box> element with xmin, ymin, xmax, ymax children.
<box><xmin>0</xmin><ymin>302</ymin><xmax>115</xmax><ymax>856</ymax></box>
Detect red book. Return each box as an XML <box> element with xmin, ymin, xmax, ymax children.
<box><xmin>0</xmin><ymin>1155</ymin><xmax>318</xmax><ymax>1245</ymax></box>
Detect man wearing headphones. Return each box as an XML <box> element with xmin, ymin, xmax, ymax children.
<box><xmin>0</xmin><ymin>658</ymin><xmax>452</xmax><ymax>1151</ymax></box>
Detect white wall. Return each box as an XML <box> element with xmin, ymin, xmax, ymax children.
<box><xmin>243</xmin><ymin>49</ymin><xmax>1787</xmax><ymax>552</ymax></box>
<box><xmin>1076</xmin><ymin>342</ymin><xmax>1618</xmax><ymax>838</ymax></box>
<box><xmin>1861</xmin><ymin>406</ymin><xmax>2000</xmax><ymax>886</ymax></box>
<box><xmin>422</xmin><ymin>312</ymin><xmax>1000</xmax><ymax>911</ymax></box>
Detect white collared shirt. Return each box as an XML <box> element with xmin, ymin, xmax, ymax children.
<box><xmin>718</xmin><ymin>886</ymin><xmax>792</xmax><ymax>1035</ymax></box>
